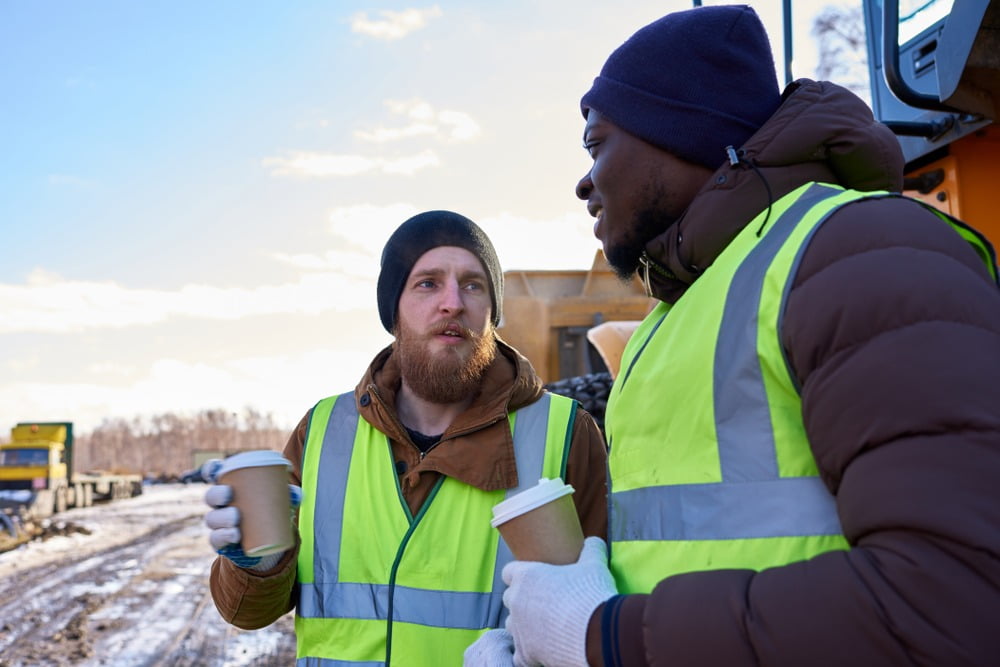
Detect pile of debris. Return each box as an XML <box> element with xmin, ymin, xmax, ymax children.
<box><xmin>0</xmin><ymin>510</ymin><xmax>91</xmax><ymax>553</ymax></box>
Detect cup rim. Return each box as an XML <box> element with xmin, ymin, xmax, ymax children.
<box><xmin>216</xmin><ymin>449</ymin><xmax>291</xmax><ymax>478</ymax></box>
<box><xmin>491</xmin><ymin>477</ymin><xmax>574</xmax><ymax>527</ymax></box>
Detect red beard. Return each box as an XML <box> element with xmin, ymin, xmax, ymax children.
<box><xmin>394</xmin><ymin>321</ymin><xmax>497</xmax><ymax>404</ymax></box>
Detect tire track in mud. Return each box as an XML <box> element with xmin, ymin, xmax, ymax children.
<box><xmin>0</xmin><ymin>515</ymin><xmax>204</xmax><ymax>665</ymax></box>
<box><xmin>0</xmin><ymin>487</ymin><xmax>295</xmax><ymax>667</ymax></box>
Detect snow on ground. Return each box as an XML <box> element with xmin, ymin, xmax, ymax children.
<box><xmin>0</xmin><ymin>483</ymin><xmax>296</xmax><ymax>666</ymax></box>
<box><xmin>0</xmin><ymin>483</ymin><xmax>207</xmax><ymax>576</ymax></box>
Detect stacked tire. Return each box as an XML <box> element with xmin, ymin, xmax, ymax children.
<box><xmin>544</xmin><ymin>372</ymin><xmax>614</xmax><ymax>435</ymax></box>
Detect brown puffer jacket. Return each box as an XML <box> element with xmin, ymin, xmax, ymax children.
<box><xmin>209</xmin><ymin>339</ymin><xmax>608</xmax><ymax>630</ymax></box>
<box><xmin>605</xmin><ymin>80</ymin><xmax>1000</xmax><ymax>665</ymax></box>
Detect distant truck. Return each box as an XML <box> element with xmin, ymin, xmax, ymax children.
<box><xmin>0</xmin><ymin>422</ymin><xmax>143</xmax><ymax>520</ymax></box>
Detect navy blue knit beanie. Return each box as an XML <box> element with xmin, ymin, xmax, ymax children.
<box><xmin>377</xmin><ymin>210</ymin><xmax>503</xmax><ymax>333</ymax></box>
<box><xmin>581</xmin><ymin>4</ymin><xmax>781</xmax><ymax>169</ymax></box>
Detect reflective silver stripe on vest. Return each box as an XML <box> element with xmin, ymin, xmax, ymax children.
<box><xmin>612</xmin><ymin>477</ymin><xmax>842</xmax><ymax>540</ymax></box>
<box><xmin>613</xmin><ymin>184</ymin><xmax>845</xmax><ymax>542</ymax></box>
<box><xmin>492</xmin><ymin>392</ymin><xmax>552</xmax><ymax>614</ymax></box>
<box><xmin>297</xmin><ymin>658</ymin><xmax>382</xmax><ymax>667</ymax></box>
<box><xmin>299</xmin><ymin>392</ymin><xmax>554</xmax><ymax>629</ymax></box>
<box><xmin>312</xmin><ymin>394</ymin><xmax>359</xmax><ymax>586</ymax></box>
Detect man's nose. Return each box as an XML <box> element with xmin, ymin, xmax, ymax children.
<box><xmin>439</xmin><ymin>280</ymin><xmax>465</xmax><ymax>311</ymax></box>
<box><xmin>576</xmin><ymin>170</ymin><xmax>593</xmax><ymax>200</ymax></box>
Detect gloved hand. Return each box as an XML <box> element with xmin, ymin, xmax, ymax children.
<box><xmin>502</xmin><ymin>536</ymin><xmax>618</xmax><ymax>667</ymax></box>
<box><xmin>463</xmin><ymin>628</ymin><xmax>515</xmax><ymax>666</ymax></box>
<box><xmin>201</xmin><ymin>458</ymin><xmax>302</xmax><ymax>570</ymax></box>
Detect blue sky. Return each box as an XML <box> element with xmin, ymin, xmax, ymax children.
<box><xmin>1</xmin><ymin>1</ymin><xmax>853</xmax><ymax>434</ymax></box>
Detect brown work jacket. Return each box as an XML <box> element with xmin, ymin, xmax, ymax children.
<box><xmin>210</xmin><ymin>339</ymin><xmax>608</xmax><ymax>629</ymax></box>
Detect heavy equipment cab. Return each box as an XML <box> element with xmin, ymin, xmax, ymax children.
<box><xmin>860</xmin><ymin>0</ymin><xmax>999</xmax><ymax>243</ymax></box>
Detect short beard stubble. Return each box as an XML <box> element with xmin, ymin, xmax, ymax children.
<box><xmin>394</xmin><ymin>322</ymin><xmax>497</xmax><ymax>404</ymax></box>
<box><xmin>604</xmin><ymin>180</ymin><xmax>677</xmax><ymax>283</ymax></box>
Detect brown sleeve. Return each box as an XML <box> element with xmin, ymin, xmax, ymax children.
<box><xmin>208</xmin><ymin>410</ymin><xmax>310</xmax><ymax>629</ymax></box>
<box><xmin>208</xmin><ymin>549</ymin><xmax>298</xmax><ymax>629</ymax></box>
<box><xmin>586</xmin><ymin>596</ymin><xmax>649</xmax><ymax>666</ymax></box>
<box><xmin>564</xmin><ymin>406</ymin><xmax>609</xmax><ymax>542</ymax></box>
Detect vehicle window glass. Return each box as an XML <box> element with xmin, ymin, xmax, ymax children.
<box><xmin>0</xmin><ymin>448</ymin><xmax>49</xmax><ymax>466</ymax></box>
<box><xmin>898</xmin><ymin>0</ymin><xmax>954</xmax><ymax>44</ymax></box>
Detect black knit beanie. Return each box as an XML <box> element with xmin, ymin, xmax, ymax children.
<box><xmin>581</xmin><ymin>4</ymin><xmax>781</xmax><ymax>170</ymax></box>
<box><xmin>376</xmin><ymin>210</ymin><xmax>503</xmax><ymax>333</ymax></box>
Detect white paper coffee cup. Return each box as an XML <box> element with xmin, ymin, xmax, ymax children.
<box><xmin>217</xmin><ymin>450</ymin><xmax>294</xmax><ymax>557</ymax></box>
<box><xmin>491</xmin><ymin>477</ymin><xmax>584</xmax><ymax>564</ymax></box>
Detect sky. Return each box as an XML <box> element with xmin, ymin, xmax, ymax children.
<box><xmin>1</xmin><ymin>1</ymin><xmax>858</xmax><ymax>435</ymax></box>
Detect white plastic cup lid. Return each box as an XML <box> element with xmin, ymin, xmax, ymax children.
<box><xmin>215</xmin><ymin>450</ymin><xmax>291</xmax><ymax>478</ymax></box>
<box><xmin>491</xmin><ymin>477</ymin><xmax>574</xmax><ymax>528</ymax></box>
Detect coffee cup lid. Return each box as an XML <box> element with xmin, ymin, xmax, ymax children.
<box><xmin>491</xmin><ymin>477</ymin><xmax>574</xmax><ymax>528</ymax></box>
<box><xmin>216</xmin><ymin>450</ymin><xmax>291</xmax><ymax>478</ymax></box>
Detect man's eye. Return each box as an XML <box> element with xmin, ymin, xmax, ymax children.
<box><xmin>584</xmin><ymin>141</ymin><xmax>599</xmax><ymax>156</ymax></box>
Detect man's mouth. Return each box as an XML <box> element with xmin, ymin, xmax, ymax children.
<box><xmin>435</xmin><ymin>323</ymin><xmax>467</xmax><ymax>339</ymax></box>
<box><xmin>593</xmin><ymin>208</ymin><xmax>604</xmax><ymax>240</ymax></box>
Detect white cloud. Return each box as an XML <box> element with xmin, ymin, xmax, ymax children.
<box><xmin>355</xmin><ymin>123</ymin><xmax>437</xmax><ymax>143</ymax></box>
<box><xmin>476</xmin><ymin>211</ymin><xmax>602</xmax><ymax>271</ymax></box>
<box><xmin>273</xmin><ymin>206</ymin><xmax>603</xmax><ymax>277</ymax></box>
<box><xmin>0</xmin><ymin>208</ymin><xmax>602</xmax><ymax>337</ymax></box>
<box><xmin>327</xmin><ymin>203</ymin><xmax>421</xmax><ymax>254</ymax></box>
<box><xmin>262</xmin><ymin>150</ymin><xmax>440</xmax><ymax>177</ymax></box>
<box><xmin>437</xmin><ymin>110</ymin><xmax>480</xmax><ymax>141</ymax></box>
<box><xmin>0</xmin><ymin>272</ymin><xmax>376</xmax><ymax>334</ymax></box>
<box><xmin>272</xmin><ymin>203</ymin><xmax>421</xmax><ymax>274</ymax></box>
<box><xmin>355</xmin><ymin>99</ymin><xmax>481</xmax><ymax>144</ymax></box>
<box><xmin>0</xmin><ymin>344</ymin><xmax>392</xmax><ymax>434</ymax></box>
<box><xmin>26</xmin><ymin>269</ymin><xmax>65</xmax><ymax>286</ymax></box>
<box><xmin>272</xmin><ymin>249</ymin><xmax>379</xmax><ymax>277</ymax></box>
<box><xmin>350</xmin><ymin>5</ymin><xmax>443</xmax><ymax>41</ymax></box>
<box><xmin>1</xmin><ymin>203</ymin><xmax>438</xmax><ymax>337</ymax></box>
<box><xmin>87</xmin><ymin>362</ymin><xmax>136</xmax><ymax>377</ymax></box>
<box><xmin>380</xmin><ymin>151</ymin><xmax>440</xmax><ymax>174</ymax></box>
<box><xmin>5</xmin><ymin>356</ymin><xmax>40</xmax><ymax>373</ymax></box>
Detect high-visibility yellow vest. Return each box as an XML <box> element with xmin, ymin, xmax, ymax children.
<box><xmin>606</xmin><ymin>182</ymin><xmax>997</xmax><ymax>594</ymax></box>
<box><xmin>295</xmin><ymin>391</ymin><xmax>578</xmax><ymax>666</ymax></box>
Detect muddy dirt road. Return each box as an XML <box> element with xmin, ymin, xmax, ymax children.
<box><xmin>0</xmin><ymin>484</ymin><xmax>296</xmax><ymax>666</ymax></box>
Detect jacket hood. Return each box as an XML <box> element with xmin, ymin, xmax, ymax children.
<box><xmin>642</xmin><ymin>79</ymin><xmax>905</xmax><ymax>303</ymax></box>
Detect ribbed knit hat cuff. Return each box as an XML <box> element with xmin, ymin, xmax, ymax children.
<box><xmin>582</xmin><ymin>75</ymin><xmax>763</xmax><ymax>169</ymax></box>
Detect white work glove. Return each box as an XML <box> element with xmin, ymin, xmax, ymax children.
<box><xmin>202</xmin><ymin>458</ymin><xmax>302</xmax><ymax>570</ymax></box>
<box><xmin>502</xmin><ymin>536</ymin><xmax>618</xmax><ymax>667</ymax></box>
<box><xmin>463</xmin><ymin>628</ymin><xmax>515</xmax><ymax>666</ymax></box>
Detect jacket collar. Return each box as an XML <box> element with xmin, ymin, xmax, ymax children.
<box><xmin>354</xmin><ymin>337</ymin><xmax>545</xmax><ymax>492</ymax></box>
<box><xmin>641</xmin><ymin>79</ymin><xmax>904</xmax><ymax>304</ymax></box>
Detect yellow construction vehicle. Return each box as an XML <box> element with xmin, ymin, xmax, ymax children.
<box><xmin>0</xmin><ymin>422</ymin><xmax>142</xmax><ymax>525</ymax></box>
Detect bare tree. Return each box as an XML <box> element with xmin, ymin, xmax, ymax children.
<box><xmin>813</xmin><ymin>4</ymin><xmax>871</xmax><ymax>104</ymax></box>
<box><xmin>74</xmin><ymin>408</ymin><xmax>289</xmax><ymax>479</ymax></box>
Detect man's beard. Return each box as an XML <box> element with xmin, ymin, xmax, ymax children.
<box><xmin>394</xmin><ymin>322</ymin><xmax>497</xmax><ymax>404</ymax></box>
<box><xmin>605</xmin><ymin>183</ymin><xmax>677</xmax><ymax>283</ymax></box>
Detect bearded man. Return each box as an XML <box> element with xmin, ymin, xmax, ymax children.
<box><xmin>204</xmin><ymin>210</ymin><xmax>608</xmax><ymax>666</ymax></box>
